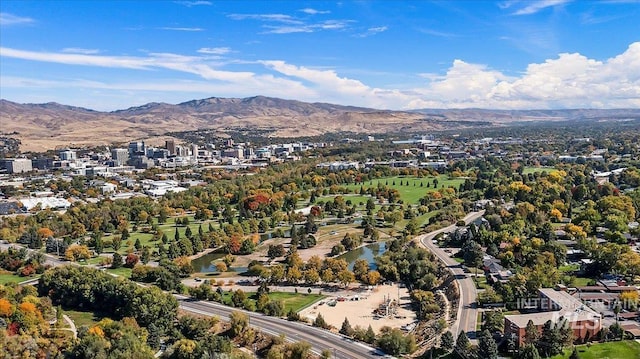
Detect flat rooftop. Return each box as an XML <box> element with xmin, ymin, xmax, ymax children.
<box><xmin>506</xmin><ymin>289</ymin><xmax>602</xmax><ymax>329</ymax></box>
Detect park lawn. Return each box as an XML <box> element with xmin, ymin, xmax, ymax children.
<box><xmin>220</xmin><ymin>291</ymin><xmax>325</xmax><ymax>313</ymax></box>
<box><xmin>395</xmin><ymin>210</ymin><xmax>441</xmax><ymax>230</ymax></box>
<box><xmin>550</xmin><ymin>340</ymin><xmax>640</xmax><ymax>359</ymax></box>
<box><xmin>63</xmin><ymin>309</ymin><xmax>105</xmax><ymax>327</ymax></box>
<box><xmin>342</xmin><ymin>195</ymin><xmax>376</xmax><ymax>207</ymax></box>
<box><xmin>106</xmin><ymin>267</ymin><xmax>133</xmax><ymax>278</ymax></box>
<box><xmin>0</xmin><ymin>271</ymin><xmax>37</xmax><ymax>284</ymax></box>
<box><xmin>315</xmin><ymin>223</ymin><xmax>362</xmax><ymax>242</ymax></box>
<box><xmin>78</xmin><ymin>256</ymin><xmax>105</xmax><ymax>266</ymax></box>
<box><xmin>102</xmin><ymin>215</ymin><xmax>218</xmax><ymax>254</ymax></box>
<box><xmin>346</xmin><ymin>175</ymin><xmax>465</xmax><ymax>205</ymax></box>
<box><xmin>268</xmin><ymin>292</ymin><xmax>325</xmax><ymax>313</ymax></box>
<box><xmin>522</xmin><ymin>166</ymin><xmax>558</xmax><ymax>175</ymax></box>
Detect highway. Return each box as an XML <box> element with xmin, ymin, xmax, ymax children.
<box><xmin>416</xmin><ymin>210</ymin><xmax>485</xmax><ymax>340</ymax></box>
<box><xmin>176</xmin><ymin>295</ymin><xmax>384</xmax><ymax>358</ymax></box>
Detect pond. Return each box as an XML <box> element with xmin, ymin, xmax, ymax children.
<box><xmin>190</xmin><ymin>250</ymin><xmax>247</xmax><ymax>273</ymax></box>
<box><xmin>337</xmin><ymin>241</ymin><xmax>387</xmax><ymax>271</ymax></box>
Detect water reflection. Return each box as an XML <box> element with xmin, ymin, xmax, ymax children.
<box><xmin>337</xmin><ymin>242</ymin><xmax>387</xmax><ymax>270</ymax></box>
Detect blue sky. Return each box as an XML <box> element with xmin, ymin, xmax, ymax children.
<box><xmin>1</xmin><ymin>0</ymin><xmax>639</xmax><ymax>111</ymax></box>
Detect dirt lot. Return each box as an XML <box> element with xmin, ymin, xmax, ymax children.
<box><xmin>299</xmin><ymin>283</ymin><xmax>417</xmax><ymax>334</ymax></box>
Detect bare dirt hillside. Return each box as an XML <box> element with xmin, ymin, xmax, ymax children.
<box><xmin>2</xmin><ymin>97</ymin><xmax>639</xmax><ymax>152</ymax></box>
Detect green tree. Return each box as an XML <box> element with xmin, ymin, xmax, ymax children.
<box><xmin>482</xmin><ymin>310</ymin><xmax>505</xmax><ymax>334</ymax></box>
<box><xmin>229</xmin><ymin>311</ymin><xmax>249</xmax><ymax>338</ymax></box>
<box><xmin>112</xmin><ymin>236</ymin><xmax>123</xmax><ymax>252</ymax></box>
<box><xmin>268</xmin><ymin>244</ymin><xmax>286</xmax><ymax>259</ymax></box>
<box><xmin>518</xmin><ymin>344</ymin><xmax>541</xmax><ymax>359</ymax></box>
<box><xmin>537</xmin><ymin>320</ymin><xmax>563</xmax><ymax>357</ymax></box>
<box><xmin>231</xmin><ymin>289</ymin><xmax>247</xmax><ymax>307</ymax></box>
<box><xmin>141</xmin><ymin>246</ymin><xmax>151</xmax><ymax>264</ymax></box>
<box><xmin>478</xmin><ymin>329</ymin><xmax>498</xmax><ymax>359</ymax></box>
<box><xmin>339</xmin><ymin>317</ymin><xmax>354</xmax><ymax>337</ymax></box>
<box><xmin>440</xmin><ymin>331</ymin><xmax>454</xmax><ymax>353</ymax></box>
<box><xmin>112</xmin><ymin>252</ymin><xmax>123</xmax><ymax>268</ymax></box>
<box><xmin>365</xmin><ymin>324</ymin><xmax>376</xmax><ymax>344</ymax></box>
<box><xmin>524</xmin><ymin>319</ymin><xmax>539</xmax><ymax>345</ymax></box>
<box><xmin>313</xmin><ymin>313</ymin><xmax>330</xmax><ymax>329</ymax></box>
<box><xmin>377</xmin><ymin>327</ymin><xmax>416</xmax><ymax>355</ymax></box>
<box><xmin>455</xmin><ymin>331</ymin><xmax>471</xmax><ymax>358</ymax></box>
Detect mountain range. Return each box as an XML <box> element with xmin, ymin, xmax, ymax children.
<box><xmin>1</xmin><ymin>96</ymin><xmax>639</xmax><ymax>152</ymax></box>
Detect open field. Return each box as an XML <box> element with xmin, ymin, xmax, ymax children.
<box><xmin>106</xmin><ymin>267</ymin><xmax>132</xmax><ymax>278</ymax></box>
<box><xmin>218</xmin><ymin>291</ymin><xmax>325</xmax><ymax>313</ymax></box>
<box><xmin>63</xmin><ymin>309</ymin><xmax>104</xmax><ymax>328</ymax></box>
<box><xmin>0</xmin><ymin>272</ymin><xmax>25</xmax><ymax>284</ymax></box>
<box><xmin>550</xmin><ymin>340</ymin><xmax>640</xmax><ymax>359</ymax></box>
<box><xmin>268</xmin><ymin>292</ymin><xmax>325</xmax><ymax>313</ymax></box>
<box><xmin>523</xmin><ymin>166</ymin><xmax>558</xmax><ymax>175</ymax></box>
<box><xmin>345</xmin><ymin>175</ymin><xmax>465</xmax><ymax>204</ymax></box>
<box><xmin>0</xmin><ymin>270</ymin><xmax>38</xmax><ymax>284</ymax></box>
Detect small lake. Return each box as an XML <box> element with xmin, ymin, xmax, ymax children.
<box><xmin>192</xmin><ymin>241</ymin><xmax>388</xmax><ymax>273</ymax></box>
<box><xmin>190</xmin><ymin>250</ymin><xmax>249</xmax><ymax>273</ymax></box>
<box><xmin>337</xmin><ymin>241</ymin><xmax>387</xmax><ymax>271</ymax></box>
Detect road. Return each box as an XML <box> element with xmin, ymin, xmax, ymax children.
<box><xmin>0</xmin><ymin>241</ymin><xmax>68</xmax><ymax>267</ymax></box>
<box><xmin>416</xmin><ymin>210</ymin><xmax>485</xmax><ymax>340</ymax></box>
<box><xmin>176</xmin><ymin>295</ymin><xmax>384</xmax><ymax>358</ymax></box>
<box><xmin>0</xmin><ymin>241</ymin><xmax>382</xmax><ymax>357</ymax></box>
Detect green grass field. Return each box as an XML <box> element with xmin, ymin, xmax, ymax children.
<box><xmin>220</xmin><ymin>291</ymin><xmax>324</xmax><ymax>313</ymax></box>
<box><xmin>346</xmin><ymin>175</ymin><xmax>465</xmax><ymax>205</ymax></box>
<box><xmin>106</xmin><ymin>267</ymin><xmax>133</xmax><ymax>278</ymax></box>
<box><xmin>0</xmin><ymin>271</ymin><xmax>38</xmax><ymax>285</ymax></box>
<box><xmin>102</xmin><ymin>215</ymin><xmax>219</xmax><ymax>255</ymax></box>
<box><xmin>63</xmin><ymin>309</ymin><xmax>105</xmax><ymax>327</ymax></box>
<box><xmin>523</xmin><ymin>166</ymin><xmax>558</xmax><ymax>175</ymax></box>
<box><xmin>550</xmin><ymin>341</ymin><xmax>640</xmax><ymax>359</ymax></box>
<box><xmin>268</xmin><ymin>292</ymin><xmax>325</xmax><ymax>313</ymax></box>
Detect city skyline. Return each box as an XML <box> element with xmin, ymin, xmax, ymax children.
<box><xmin>1</xmin><ymin>0</ymin><xmax>639</xmax><ymax>111</ymax></box>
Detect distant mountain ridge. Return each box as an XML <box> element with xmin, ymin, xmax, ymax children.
<box><xmin>1</xmin><ymin>96</ymin><xmax>639</xmax><ymax>152</ymax></box>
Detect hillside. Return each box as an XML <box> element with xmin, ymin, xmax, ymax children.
<box><xmin>1</xmin><ymin>97</ymin><xmax>639</xmax><ymax>152</ymax></box>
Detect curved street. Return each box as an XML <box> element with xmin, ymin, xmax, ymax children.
<box><xmin>417</xmin><ymin>210</ymin><xmax>485</xmax><ymax>340</ymax></box>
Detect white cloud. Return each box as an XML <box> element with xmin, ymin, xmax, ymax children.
<box><xmin>300</xmin><ymin>8</ymin><xmax>330</xmax><ymax>15</ymax></box>
<box><xmin>229</xmin><ymin>13</ymin><xmax>352</xmax><ymax>34</ymax></box>
<box><xmin>0</xmin><ymin>12</ymin><xmax>35</xmax><ymax>26</ymax></box>
<box><xmin>62</xmin><ymin>48</ymin><xmax>101</xmax><ymax>55</ymax></box>
<box><xmin>174</xmin><ymin>1</ymin><xmax>212</xmax><ymax>6</ymax></box>
<box><xmin>0</xmin><ymin>47</ymin><xmax>251</xmax><ymax>81</ymax></box>
<box><xmin>355</xmin><ymin>26</ymin><xmax>388</xmax><ymax>38</ymax></box>
<box><xmin>418</xmin><ymin>28</ymin><xmax>458</xmax><ymax>38</ymax></box>
<box><xmin>160</xmin><ymin>27</ymin><xmax>204</xmax><ymax>31</ymax></box>
<box><xmin>1</xmin><ymin>42</ymin><xmax>639</xmax><ymax>110</ymax></box>
<box><xmin>228</xmin><ymin>14</ymin><xmax>303</xmax><ymax>24</ymax></box>
<box><xmin>413</xmin><ymin>42</ymin><xmax>640</xmax><ymax>109</ymax></box>
<box><xmin>197</xmin><ymin>47</ymin><xmax>232</xmax><ymax>55</ymax></box>
<box><xmin>512</xmin><ymin>0</ymin><xmax>571</xmax><ymax>15</ymax></box>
